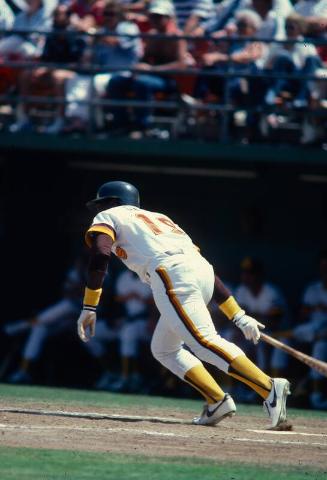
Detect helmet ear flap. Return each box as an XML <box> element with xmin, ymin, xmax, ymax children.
<box><xmin>86</xmin><ymin>197</ymin><xmax>121</xmax><ymax>212</ymax></box>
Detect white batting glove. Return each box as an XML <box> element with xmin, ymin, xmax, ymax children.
<box><xmin>77</xmin><ymin>309</ymin><xmax>96</xmax><ymax>343</ymax></box>
<box><xmin>233</xmin><ymin>310</ymin><xmax>265</xmax><ymax>344</ymax></box>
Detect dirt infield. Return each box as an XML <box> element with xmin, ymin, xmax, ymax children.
<box><xmin>0</xmin><ymin>401</ymin><xmax>326</xmax><ymax>469</ymax></box>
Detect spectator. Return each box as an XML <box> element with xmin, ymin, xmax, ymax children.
<box><xmin>107</xmin><ymin>0</ymin><xmax>188</xmax><ymax>136</ymax></box>
<box><xmin>190</xmin><ymin>10</ymin><xmax>265</xmax><ymax>107</ymax></box>
<box><xmin>63</xmin><ymin>0</ymin><xmax>142</xmax><ymax>132</ymax></box>
<box><xmin>172</xmin><ymin>0</ymin><xmax>215</xmax><ymax>34</ymax></box>
<box><xmin>0</xmin><ymin>0</ymin><xmax>15</xmax><ymax>33</ymax></box>
<box><xmin>200</xmin><ymin>0</ymin><xmax>293</xmax><ymax>39</ymax></box>
<box><xmin>264</xmin><ymin>14</ymin><xmax>321</xmax><ymax>109</ymax></box>
<box><xmin>3</xmin><ymin>253</ymin><xmax>87</xmax><ymax>384</ymax></box>
<box><xmin>234</xmin><ymin>257</ymin><xmax>289</xmax><ymax>378</ymax></box>
<box><xmin>9</xmin><ymin>4</ymin><xmax>86</xmax><ymax>134</ymax></box>
<box><xmin>293</xmin><ymin>250</ymin><xmax>327</xmax><ymax>409</ymax></box>
<box><xmin>69</xmin><ymin>0</ymin><xmax>107</xmax><ymax>31</ymax></box>
<box><xmin>0</xmin><ymin>0</ymin><xmax>52</xmax><ymax>59</ymax></box>
<box><xmin>294</xmin><ymin>0</ymin><xmax>327</xmax><ymax>37</ymax></box>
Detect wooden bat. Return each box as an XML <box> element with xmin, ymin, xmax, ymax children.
<box><xmin>261</xmin><ymin>332</ymin><xmax>327</xmax><ymax>377</ymax></box>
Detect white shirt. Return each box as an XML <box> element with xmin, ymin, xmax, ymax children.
<box><xmin>173</xmin><ymin>0</ymin><xmax>215</xmax><ymax>28</ymax></box>
<box><xmin>13</xmin><ymin>7</ymin><xmax>52</xmax><ymax>33</ymax></box>
<box><xmin>116</xmin><ymin>269</ymin><xmax>151</xmax><ymax>316</ymax></box>
<box><xmin>205</xmin><ymin>0</ymin><xmax>292</xmax><ymax>38</ymax></box>
<box><xmin>295</xmin><ymin>0</ymin><xmax>327</xmax><ymax>18</ymax></box>
<box><xmin>303</xmin><ymin>281</ymin><xmax>327</xmax><ymax>327</ymax></box>
<box><xmin>266</xmin><ymin>36</ymin><xmax>318</xmax><ymax>68</ymax></box>
<box><xmin>235</xmin><ymin>282</ymin><xmax>286</xmax><ymax>316</ymax></box>
<box><xmin>86</xmin><ymin>206</ymin><xmax>200</xmax><ymax>283</ymax></box>
<box><xmin>0</xmin><ymin>0</ymin><xmax>15</xmax><ymax>31</ymax></box>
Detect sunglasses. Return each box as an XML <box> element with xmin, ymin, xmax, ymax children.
<box><xmin>237</xmin><ymin>21</ymin><xmax>250</xmax><ymax>28</ymax></box>
<box><xmin>149</xmin><ymin>13</ymin><xmax>166</xmax><ymax>18</ymax></box>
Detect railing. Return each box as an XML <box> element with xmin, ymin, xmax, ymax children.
<box><xmin>0</xmin><ymin>29</ymin><xmax>326</xmax><ymax>143</ymax></box>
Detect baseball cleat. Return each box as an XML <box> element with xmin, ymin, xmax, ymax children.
<box><xmin>192</xmin><ymin>394</ymin><xmax>236</xmax><ymax>426</ymax></box>
<box><xmin>264</xmin><ymin>378</ymin><xmax>291</xmax><ymax>429</ymax></box>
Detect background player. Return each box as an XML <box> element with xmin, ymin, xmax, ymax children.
<box><xmin>293</xmin><ymin>249</ymin><xmax>327</xmax><ymax>410</ymax></box>
<box><xmin>77</xmin><ymin>181</ymin><xmax>290</xmax><ymax>428</ymax></box>
<box><xmin>235</xmin><ymin>257</ymin><xmax>290</xmax><ymax>377</ymax></box>
<box><xmin>3</xmin><ymin>252</ymin><xmax>86</xmax><ymax>384</ymax></box>
<box><xmin>85</xmin><ymin>268</ymin><xmax>154</xmax><ymax>392</ymax></box>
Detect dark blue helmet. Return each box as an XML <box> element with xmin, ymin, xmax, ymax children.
<box><xmin>87</xmin><ymin>181</ymin><xmax>140</xmax><ymax>210</ymax></box>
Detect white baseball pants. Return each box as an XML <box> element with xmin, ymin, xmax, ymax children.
<box><xmin>149</xmin><ymin>253</ymin><xmax>244</xmax><ymax>380</ymax></box>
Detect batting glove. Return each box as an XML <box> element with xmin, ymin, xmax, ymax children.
<box><xmin>77</xmin><ymin>309</ymin><xmax>96</xmax><ymax>343</ymax></box>
<box><xmin>233</xmin><ymin>310</ymin><xmax>265</xmax><ymax>344</ymax></box>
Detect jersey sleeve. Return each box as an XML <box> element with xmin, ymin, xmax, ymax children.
<box><xmin>85</xmin><ymin>211</ymin><xmax>117</xmax><ymax>248</ymax></box>
<box><xmin>269</xmin><ymin>285</ymin><xmax>287</xmax><ymax>312</ymax></box>
<box><xmin>302</xmin><ymin>284</ymin><xmax>317</xmax><ymax>307</ymax></box>
<box><xmin>115</xmin><ymin>271</ymin><xmax>130</xmax><ymax>296</ymax></box>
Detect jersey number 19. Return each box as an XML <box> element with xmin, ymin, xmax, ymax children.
<box><xmin>136</xmin><ymin>213</ymin><xmax>185</xmax><ymax>236</ymax></box>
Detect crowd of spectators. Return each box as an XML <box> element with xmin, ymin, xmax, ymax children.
<box><xmin>1</xmin><ymin>248</ymin><xmax>327</xmax><ymax>410</ymax></box>
<box><xmin>0</xmin><ymin>0</ymin><xmax>326</xmax><ymax>143</ymax></box>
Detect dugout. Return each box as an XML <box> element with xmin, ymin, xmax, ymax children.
<box><xmin>1</xmin><ymin>136</ymin><xmax>327</xmax><ymax>315</ymax></box>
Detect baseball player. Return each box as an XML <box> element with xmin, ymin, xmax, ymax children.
<box><xmin>293</xmin><ymin>249</ymin><xmax>327</xmax><ymax>409</ymax></box>
<box><xmin>4</xmin><ymin>254</ymin><xmax>86</xmax><ymax>384</ymax></box>
<box><xmin>78</xmin><ymin>181</ymin><xmax>290</xmax><ymax>427</ymax></box>
<box><xmin>235</xmin><ymin>257</ymin><xmax>290</xmax><ymax>377</ymax></box>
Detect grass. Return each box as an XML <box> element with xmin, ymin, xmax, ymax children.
<box><xmin>0</xmin><ymin>383</ymin><xmax>326</xmax><ymax>419</ymax></box>
<box><xmin>0</xmin><ymin>447</ymin><xmax>325</xmax><ymax>480</ymax></box>
<box><xmin>0</xmin><ymin>384</ymin><xmax>326</xmax><ymax>479</ymax></box>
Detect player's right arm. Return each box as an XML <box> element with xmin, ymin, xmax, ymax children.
<box><xmin>77</xmin><ymin>232</ymin><xmax>114</xmax><ymax>342</ymax></box>
<box><xmin>213</xmin><ymin>274</ymin><xmax>265</xmax><ymax>344</ymax></box>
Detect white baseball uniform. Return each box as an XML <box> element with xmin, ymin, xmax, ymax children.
<box><xmin>301</xmin><ymin>281</ymin><xmax>327</xmax><ymax>380</ymax></box>
<box><xmin>235</xmin><ymin>282</ymin><xmax>288</xmax><ymax>372</ymax></box>
<box><xmin>116</xmin><ymin>269</ymin><xmax>151</xmax><ymax>357</ymax></box>
<box><xmin>86</xmin><ymin>206</ymin><xmax>244</xmax><ymax>381</ymax></box>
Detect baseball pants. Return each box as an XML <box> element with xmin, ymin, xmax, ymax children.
<box><xmin>149</xmin><ymin>253</ymin><xmax>244</xmax><ymax>381</ymax></box>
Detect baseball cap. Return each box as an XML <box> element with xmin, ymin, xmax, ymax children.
<box><xmin>149</xmin><ymin>0</ymin><xmax>175</xmax><ymax>17</ymax></box>
<box><xmin>240</xmin><ymin>256</ymin><xmax>264</xmax><ymax>274</ymax></box>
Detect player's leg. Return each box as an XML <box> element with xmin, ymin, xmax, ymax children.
<box><xmin>8</xmin><ymin>299</ymin><xmax>79</xmax><ymax>383</ymax></box>
<box><xmin>85</xmin><ymin>319</ymin><xmax>118</xmax><ymax>389</ymax></box>
<box><xmin>110</xmin><ymin>320</ymin><xmax>145</xmax><ymax>393</ymax></box>
<box><xmin>151</xmin><ymin>314</ymin><xmax>236</xmax><ymax>424</ymax></box>
<box><xmin>152</xmin><ymin>262</ymin><xmax>289</xmax><ymax>426</ymax></box>
<box><xmin>310</xmin><ymin>339</ymin><xmax>327</xmax><ymax>409</ymax></box>
<box><xmin>121</xmin><ymin>318</ymin><xmax>150</xmax><ymax>392</ymax></box>
<box><xmin>8</xmin><ymin>324</ymin><xmax>48</xmax><ymax>383</ymax></box>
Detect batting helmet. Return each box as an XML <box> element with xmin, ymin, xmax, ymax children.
<box><xmin>86</xmin><ymin>181</ymin><xmax>140</xmax><ymax>210</ymax></box>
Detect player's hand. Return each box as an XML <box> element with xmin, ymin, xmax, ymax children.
<box><xmin>233</xmin><ymin>311</ymin><xmax>265</xmax><ymax>344</ymax></box>
<box><xmin>77</xmin><ymin>309</ymin><xmax>96</xmax><ymax>342</ymax></box>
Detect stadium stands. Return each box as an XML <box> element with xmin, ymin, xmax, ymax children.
<box><xmin>0</xmin><ymin>0</ymin><xmax>325</xmax><ymax>145</ymax></box>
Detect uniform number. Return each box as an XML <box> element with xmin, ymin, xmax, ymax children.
<box><xmin>136</xmin><ymin>213</ymin><xmax>185</xmax><ymax>236</ymax></box>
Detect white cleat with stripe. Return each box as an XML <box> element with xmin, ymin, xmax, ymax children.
<box><xmin>192</xmin><ymin>394</ymin><xmax>236</xmax><ymax>426</ymax></box>
<box><xmin>264</xmin><ymin>378</ymin><xmax>291</xmax><ymax>429</ymax></box>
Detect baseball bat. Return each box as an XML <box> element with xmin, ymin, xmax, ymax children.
<box><xmin>260</xmin><ymin>332</ymin><xmax>327</xmax><ymax>377</ymax></box>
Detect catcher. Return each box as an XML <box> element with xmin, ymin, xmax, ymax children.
<box><xmin>77</xmin><ymin>181</ymin><xmax>290</xmax><ymax>427</ymax></box>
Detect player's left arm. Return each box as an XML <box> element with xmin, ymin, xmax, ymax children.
<box><xmin>77</xmin><ymin>233</ymin><xmax>114</xmax><ymax>342</ymax></box>
<box><xmin>212</xmin><ymin>274</ymin><xmax>265</xmax><ymax>344</ymax></box>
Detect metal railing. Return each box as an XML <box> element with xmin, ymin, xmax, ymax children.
<box><xmin>0</xmin><ymin>28</ymin><xmax>326</xmax><ymax>142</ymax></box>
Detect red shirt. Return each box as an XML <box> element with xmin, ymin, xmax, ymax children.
<box><xmin>70</xmin><ymin>0</ymin><xmax>106</xmax><ymax>26</ymax></box>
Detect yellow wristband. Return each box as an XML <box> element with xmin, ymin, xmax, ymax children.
<box><xmin>83</xmin><ymin>287</ymin><xmax>102</xmax><ymax>307</ymax></box>
<box><xmin>219</xmin><ymin>296</ymin><xmax>242</xmax><ymax>320</ymax></box>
